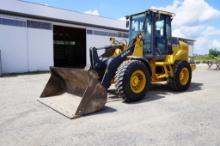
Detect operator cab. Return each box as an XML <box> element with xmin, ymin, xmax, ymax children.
<box><xmin>126</xmin><ymin>9</ymin><xmax>175</xmax><ymax>60</ymax></box>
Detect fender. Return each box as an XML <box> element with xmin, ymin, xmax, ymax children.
<box><xmin>128</xmin><ymin>56</ymin><xmax>152</xmax><ymax>76</ymax></box>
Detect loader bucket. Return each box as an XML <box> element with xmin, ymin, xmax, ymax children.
<box><xmin>38</xmin><ymin>67</ymin><xmax>107</xmax><ymax>119</ymax></box>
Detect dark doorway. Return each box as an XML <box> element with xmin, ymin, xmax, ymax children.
<box><xmin>53</xmin><ymin>25</ymin><xmax>86</xmax><ymax>68</ymax></box>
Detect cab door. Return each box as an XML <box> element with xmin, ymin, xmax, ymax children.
<box><xmin>154</xmin><ymin>15</ymin><xmax>171</xmax><ymax>55</ymax></box>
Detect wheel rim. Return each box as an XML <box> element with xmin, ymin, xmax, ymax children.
<box><xmin>179</xmin><ymin>67</ymin><xmax>189</xmax><ymax>86</ymax></box>
<box><xmin>130</xmin><ymin>70</ymin><xmax>146</xmax><ymax>94</ymax></box>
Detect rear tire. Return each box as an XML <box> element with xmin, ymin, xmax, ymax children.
<box><xmin>115</xmin><ymin>60</ymin><xmax>150</xmax><ymax>102</ymax></box>
<box><xmin>168</xmin><ymin>61</ymin><xmax>192</xmax><ymax>91</ymax></box>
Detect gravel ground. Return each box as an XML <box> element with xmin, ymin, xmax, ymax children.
<box><xmin>0</xmin><ymin>65</ymin><xmax>220</xmax><ymax>146</ymax></box>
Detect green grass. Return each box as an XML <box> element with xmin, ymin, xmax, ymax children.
<box><xmin>193</xmin><ymin>55</ymin><xmax>214</xmax><ymax>61</ymax></box>
<box><xmin>193</xmin><ymin>55</ymin><xmax>220</xmax><ymax>61</ymax></box>
<box><xmin>215</xmin><ymin>56</ymin><xmax>220</xmax><ymax>61</ymax></box>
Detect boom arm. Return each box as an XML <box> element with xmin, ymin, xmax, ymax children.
<box><xmin>90</xmin><ymin>38</ymin><xmax>137</xmax><ymax>89</ymax></box>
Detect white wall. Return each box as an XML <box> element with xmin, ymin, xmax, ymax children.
<box><xmin>0</xmin><ymin>19</ymin><xmax>28</xmax><ymax>73</ymax></box>
<box><xmin>0</xmin><ymin>14</ymin><xmax>128</xmax><ymax>73</ymax></box>
<box><xmin>0</xmin><ymin>15</ymin><xmax>53</xmax><ymax>74</ymax></box>
<box><xmin>27</xmin><ymin>28</ymin><xmax>53</xmax><ymax>71</ymax></box>
<box><xmin>0</xmin><ymin>0</ymin><xmax>128</xmax><ymax>73</ymax></box>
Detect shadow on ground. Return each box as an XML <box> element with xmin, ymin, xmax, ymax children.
<box><xmin>80</xmin><ymin>106</ymin><xmax>117</xmax><ymax>119</ymax></box>
<box><xmin>107</xmin><ymin>82</ymin><xmax>203</xmax><ymax>104</ymax></box>
<box><xmin>74</xmin><ymin>82</ymin><xmax>203</xmax><ymax>119</ymax></box>
<box><xmin>0</xmin><ymin>71</ymin><xmax>49</xmax><ymax>78</ymax></box>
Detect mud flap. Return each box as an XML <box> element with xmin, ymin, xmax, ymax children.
<box><xmin>38</xmin><ymin>67</ymin><xmax>107</xmax><ymax>119</ymax></box>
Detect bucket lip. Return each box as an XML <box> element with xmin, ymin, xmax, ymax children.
<box><xmin>38</xmin><ymin>98</ymin><xmax>80</xmax><ymax>119</ymax></box>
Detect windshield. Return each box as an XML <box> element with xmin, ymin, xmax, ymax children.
<box><xmin>129</xmin><ymin>13</ymin><xmax>152</xmax><ymax>54</ymax></box>
<box><xmin>129</xmin><ymin>13</ymin><xmax>145</xmax><ymax>40</ymax></box>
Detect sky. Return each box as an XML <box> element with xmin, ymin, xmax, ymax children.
<box><xmin>25</xmin><ymin>0</ymin><xmax>220</xmax><ymax>55</ymax></box>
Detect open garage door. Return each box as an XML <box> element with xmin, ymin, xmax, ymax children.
<box><xmin>53</xmin><ymin>25</ymin><xmax>86</xmax><ymax>68</ymax></box>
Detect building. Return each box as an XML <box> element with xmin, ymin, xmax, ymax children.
<box><xmin>0</xmin><ymin>0</ymin><xmax>128</xmax><ymax>74</ymax></box>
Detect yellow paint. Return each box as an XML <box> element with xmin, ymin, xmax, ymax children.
<box><xmin>166</xmin><ymin>40</ymin><xmax>189</xmax><ymax>64</ymax></box>
<box><xmin>179</xmin><ymin>67</ymin><xmax>189</xmax><ymax>85</ymax></box>
<box><xmin>113</xmin><ymin>48</ymin><xmax>122</xmax><ymax>56</ymax></box>
<box><xmin>131</xmin><ymin>37</ymin><xmax>144</xmax><ymax>57</ymax></box>
<box><xmin>150</xmin><ymin>60</ymin><xmax>173</xmax><ymax>82</ymax></box>
<box><xmin>111</xmin><ymin>36</ymin><xmax>196</xmax><ymax>84</ymax></box>
<box><xmin>130</xmin><ymin>70</ymin><xmax>146</xmax><ymax>93</ymax></box>
<box><xmin>112</xmin><ymin>38</ymin><xmax>127</xmax><ymax>57</ymax></box>
<box><xmin>148</xmin><ymin>40</ymin><xmax>194</xmax><ymax>82</ymax></box>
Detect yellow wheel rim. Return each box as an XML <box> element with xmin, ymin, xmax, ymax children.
<box><xmin>179</xmin><ymin>67</ymin><xmax>189</xmax><ymax>86</ymax></box>
<box><xmin>130</xmin><ymin>70</ymin><xmax>146</xmax><ymax>94</ymax></box>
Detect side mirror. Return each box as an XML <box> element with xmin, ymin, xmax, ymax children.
<box><xmin>126</xmin><ymin>20</ymin><xmax>129</xmax><ymax>28</ymax></box>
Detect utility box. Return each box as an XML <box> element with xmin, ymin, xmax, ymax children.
<box><xmin>0</xmin><ymin>50</ymin><xmax>2</xmax><ymax>76</ymax></box>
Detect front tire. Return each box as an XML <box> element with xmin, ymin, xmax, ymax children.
<box><xmin>115</xmin><ymin>60</ymin><xmax>150</xmax><ymax>102</ymax></box>
<box><xmin>168</xmin><ymin>61</ymin><xmax>192</xmax><ymax>91</ymax></box>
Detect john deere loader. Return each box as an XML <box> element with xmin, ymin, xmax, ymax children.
<box><xmin>38</xmin><ymin>9</ymin><xmax>196</xmax><ymax>119</ymax></box>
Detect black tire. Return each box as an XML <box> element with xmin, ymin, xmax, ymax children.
<box><xmin>168</xmin><ymin>61</ymin><xmax>192</xmax><ymax>91</ymax></box>
<box><xmin>115</xmin><ymin>60</ymin><xmax>150</xmax><ymax>102</ymax></box>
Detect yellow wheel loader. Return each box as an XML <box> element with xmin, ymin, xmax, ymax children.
<box><xmin>38</xmin><ymin>9</ymin><xmax>196</xmax><ymax>119</ymax></box>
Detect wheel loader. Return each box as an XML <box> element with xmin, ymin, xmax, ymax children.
<box><xmin>38</xmin><ymin>9</ymin><xmax>196</xmax><ymax>119</ymax></box>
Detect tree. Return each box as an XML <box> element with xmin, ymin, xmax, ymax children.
<box><xmin>209</xmin><ymin>48</ymin><xmax>220</xmax><ymax>58</ymax></box>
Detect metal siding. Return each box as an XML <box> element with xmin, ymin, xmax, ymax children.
<box><xmin>0</xmin><ymin>15</ymin><xmax>54</xmax><ymax>73</ymax></box>
<box><xmin>0</xmin><ymin>22</ymin><xmax>28</xmax><ymax>73</ymax></box>
<box><xmin>27</xmin><ymin>27</ymin><xmax>53</xmax><ymax>71</ymax></box>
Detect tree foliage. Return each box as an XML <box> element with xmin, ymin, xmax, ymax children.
<box><xmin>209</xmin><ymin>48</ymin><xmax>220</xmax><ymax>58</ymax></box>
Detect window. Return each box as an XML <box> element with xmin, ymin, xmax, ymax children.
<box><xmin>129</xmin><ymin>13</ymin><xmax>153</xmax><ymax>55</ymax></box>
<box><xmin>27</xmin><ymin>20</ymin><xmax>52</xmax><ymax>30</ymax></box>
<box><xmin>129</xmin><ymin>13</ymin><xmax>145</xmax><ymax>39</ymax></box>
<box><xmin>54</xmin><ymin>40</ymin><xmax>76</xmax><ymax>46</ymax></box>
<box><xmin>86</xmin><ymin>29</ymin><xmax>128</xmax><ymax>38</ymax></box>
<box><xmin>155</xmin><ymin>15</ymin><xmax>167</xmax><ymax>55</ymax></box>
<box><xmin>156</xmin><ymin>19</ymin><xmax>165</xmax><ymax>37</ymax></box>
<box><xmin>0</xmin><ymin>18</ymin><xmax>26</xmax><ymax>27</ymax></box>
<box><xmin>143</xmin><ymin>15</ymin><xmax>152</xmax><ymax>54</ymax></box>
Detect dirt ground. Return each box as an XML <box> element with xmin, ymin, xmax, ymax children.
<box><xmin>0</xmin><ymin>65</ymin><xmax>220</xmax><ymax>146</ymax></box>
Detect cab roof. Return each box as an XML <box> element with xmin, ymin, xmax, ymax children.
<box><xmin>126</xmin><ymin>9</ymin><xmax>175</xmax><ymax>19</ymax></box>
